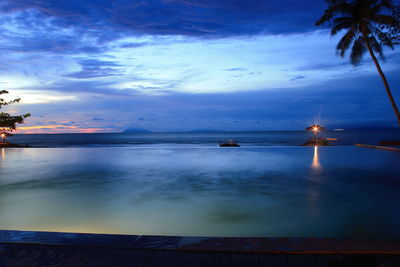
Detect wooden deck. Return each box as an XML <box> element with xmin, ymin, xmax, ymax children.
<box><xmin>1</xmin><ymin>230</ymin><xmax>400</xmax><ymax>266</ymax></box>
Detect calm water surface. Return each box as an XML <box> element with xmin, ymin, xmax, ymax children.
<box><xmin>0</xmin><ymin>146</ymin><xmax>399</xmax><ymax>239</ymax></box>
<box><xmin>9</xmin><ymin>130</ymin><xmax>400</xmax><ymax>147</ymax></box>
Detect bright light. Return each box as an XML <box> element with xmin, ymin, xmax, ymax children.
<box><xmin>313</xmin><ymin>126</ymin><xmax>319</xmax><ymax>132</ymax></box>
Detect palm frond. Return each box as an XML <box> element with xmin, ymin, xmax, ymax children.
<box><xmin>368</xmin><ymin>23</ymin><xmax>395</xmax><ymax>48</ymax></box>
<box><xmin>331</xmin><ymin>21</ymin><xmax>353</xmax><ymax>35</ymax></box>
<box><xmin>318</xmin><ymin>0</ymin><xmax>398</xmax><ymax>64</ymax></box>
<box><xmin>333</xmin><ymin>16</ymin><xmax>354</xmax><ymax>25</ymax></box>
<box><xmin>372</xmin><ymin>0</ymin><xmax>395</xmax><ymax>14</ymax></box>
<box><xmin>350</xmin><ymin>36</ymin><xmax>366</xmax><ymax>65</ymax></box>
<box><xmin>336</xmin><ymin>28</ymin><xmax>358</xmax><ymax>56</ymax></box>
<box><xmin>370</xmin><ymin>14</ymin><xmax>397</xmax><ymax>26</ymax></box>
<box><xmin>316</xmin><ymin>1</ymin><xmax>351</xmax><ymax>25</ymax></box>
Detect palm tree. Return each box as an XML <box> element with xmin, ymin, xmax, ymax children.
<box><xmin>316</xmin><ymin>0</ymin><xmax>400</xmax><ymax>126</ymax></box>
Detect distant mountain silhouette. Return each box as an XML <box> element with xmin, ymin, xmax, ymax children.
<box><xmin>122</xmin><ymin>128</ymin><xmax>152</xmax><ymax>133</ymax></box>
<box><xmin>185</xmin><ymin>129</ymin><xmax>229</xmax><ymax>133</ymax></box>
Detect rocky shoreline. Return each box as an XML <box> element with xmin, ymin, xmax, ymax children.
<box><xmin>0</xmin><ymin>143</ymin><xmax>31</xmax><ymax>148</ymax></box>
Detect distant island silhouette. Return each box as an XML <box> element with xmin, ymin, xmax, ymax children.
<box><xmin>122</xmin><ymin>128</ymin><xmax>152</xmax><ymax>133</ymax></box>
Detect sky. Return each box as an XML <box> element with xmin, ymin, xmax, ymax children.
<box><xmin>0</xmin><ymin>0</ymin><xmax>400</xmax><ymax>133</ymax></box>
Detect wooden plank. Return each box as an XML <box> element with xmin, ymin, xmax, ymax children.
<box><xmin>29</xmin><ymin>245</ymin><xmax>101</xmax><ymax>267</ymax></box>
<box><xmin>178</xmin><ymin>237</ymin><xmax>233</xmax><ymax>252</ymax></box>
<box><xmin>0</xmin><ymin>243</ymin><xmax>43</xmax><ymax>266</ymax></box>
<box><xmin>133</xmin><ymin>235</ymin><xmax>181</xmax><ymax>249</ymax></box>
<box><xmin>340</xmin><ymin>255</ymin><xmax>400</xmax><ymax>267</ymax></box>
<box><xmin>19</xmin><ymin>245</ymin><xmax>150</xmax><ymax>266</ymax></box>
<box><xmin>371</xmin><ymin>255</ymin><xmax>400</xmax><ymax>267</ymax></box>
<box><xmin>79</xmin><ymin>247</ymin><xmax>151</xmax><ymax>267</ymax></box>
<box><xmin>314</xmin><ymin>254</ymin><xmax>347</xmax><ymax>267</ymax></box>
<box><xmin>140</xmin><ymin>250</ymin><xmax>179</xmax><ymax>267</ymax></box>
<box><xmin>341</xmin><ymin>255</ymin><xmax>379</xmax><ymax>267</ymax></box>
<box><xmin>1</xmin><ymin>231</ymin><xmax>398</xmax><ymax>255</ymax></box>
<box><xmin>172</xmin><ymin>252</ymin><xmax>204</xmax><ymax>267</ymax></box>
<box><xmin>259</xmin><ymin>254</ymin><xmax>289</xmax><ymax>267</ymax></box>
<box><xmin>287</xmin><ymin>255</ymin><xmax>319</xmax><ymax>267</ymax></box>
<box><xmin>1</xmin><ymin>240</ymin><xmax>400</xmax><ymax>267</ymax></box>
<box><xmin>331</xmin><ymin>239</ymin><xmax>390</xmax><ymax>254</ymax></box>
<box><xmin>201</xmin><ymin>252</ymin><xmax>231</xmax><ymax>267</ymax></box>
<box><xmin>231</xmin><ymin>253</ymin><xmax>259</xmax><ymax>267</ymax></box>
<box><xmin>0</xmin><ymin>230</ymin><xmax>141</xmax><ymax>249</ymax></box>
<box><xmin>316</xmin><ymin>254</ymin><xmax>400</xmax><ymax>267</ymax></box>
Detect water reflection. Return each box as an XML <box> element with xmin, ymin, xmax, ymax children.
<box><xmin>311</xmin><ymin>146</ymin><xmax>321</xmax><ymax>170</ymax></box>
<box><xmin>0</xmin><ymin>147</ymin><xmax>399</xmax><ymax>239</ymax></box>
<box><xmin>1</xmin><ymin>148</ymin><xmax>5</xmax><ymax>159</ymax></box>
<box><xmin>308</xmin><ymin>146</ymin><xmax>323</xmax><ymax>217</ymax></box>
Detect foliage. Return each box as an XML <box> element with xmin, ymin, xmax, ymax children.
<box><xmin>316</xmin><ymin>0</ymin><xmax>398</xmax><ymax>65</ymax></box>
<box><xmin>388</xmin><ymin>5</ymin><xmax>400</xmax><ymax>45</ymax></box>
<box><xmin>0</xmin><ymin>90</ymin><xmax>30</xmax><ymax>132</ymax></box>
<box><xmin>316</xmin><ymin>0</ymin><xmax>400</xmax><ymax>126</ymax></box>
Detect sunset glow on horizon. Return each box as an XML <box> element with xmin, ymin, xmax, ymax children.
<box><xmin>17</xmin><ymin>125</ymin><xmax>114</xmax><ymax>134</ymax></box>
<box><xmin>0</xmin><ymin>0</ymin><xmax>399</xmax><ymax>133</ymax></box>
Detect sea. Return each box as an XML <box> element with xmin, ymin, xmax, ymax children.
<box><xmin>7</xmin><ymin>129</ymin><xmax>400</xmax><ymax>147</ymax></box>
<box><xmin>1</xmin><ymin>130</ymin><xmax>400</xmax><ymax>239</ymax></box>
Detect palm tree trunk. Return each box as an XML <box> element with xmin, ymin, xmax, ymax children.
<box><xmin>363</xmin><ymin>34</ymin><xmax>400</xmax><ymax>126</ymax></box>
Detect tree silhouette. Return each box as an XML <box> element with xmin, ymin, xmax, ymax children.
<box><xmin>316</xmin><ymin>0</ymin><xmax>400</xmax><ymax>126</ymax></box>
<box><xmin>0</xmin><ymin>90</ymin><xmax>30</xmax><ymax>143</ymax></box>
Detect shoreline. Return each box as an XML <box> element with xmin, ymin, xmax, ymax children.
<box><xmin>0</xmin><ymin>143</ymin><xmax>31</xmax><ymax>148</ymax></box>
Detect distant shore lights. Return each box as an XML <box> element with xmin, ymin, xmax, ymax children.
<box><xmin>306</xmin><ymin>124</ymin><xmax>326</xmax><ymax>142</ymax></box>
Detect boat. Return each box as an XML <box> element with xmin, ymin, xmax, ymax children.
<box><xmin>219</xmin><ymin>140</ymin><xmax>240</xmax><ymax>147</ymax></box>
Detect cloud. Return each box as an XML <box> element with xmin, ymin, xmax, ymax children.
<box><xmin>1</xmin><ymin>0</ymin><xmax>327</xmax><ymax>39</ymax></box>
<box><xmin>13</xmin><ymin>69</ymin><xmax>400</xmax><ymax>133</ymax></box>
<box><xmin>224</xmin><ymin>67</ymin><xmax>247</xmax><ymax>71</ymax></box>
<box><xmin>19</xmin><ymin>125</ymin><xmax>78</xmax><ymax>130</ymax></box>
<box><xmin>17</xmin><ymin>124</ymin><xmax>114</xmax><ymax>133</ymax></box>
<box><xmin>46</xmin><ymin>80</ymin><xmax>134</xmax><ymax>95</ymax></box>
<box><xmin>290</xmin><ymin>75</ymin><xmax>305</xmax><ymax>81</ymax></box>
<box><xmin>295</xmin><ymin>62</ymin><xmax>349</xmax><ymax>71</ymax></box>
<box><xmin>64</xmin><ymin>59</ymin><xmax>123</xmax><ymax>79</ymax></box>
<box><xmin>119</xmin><ymin>42</ymin><xmax>149</xmax><ymax>49</ymax></box>
<box><xmin>1</xmin><ymin>0</ymin><xmax>400</xmax><ymax>133</ymax></box>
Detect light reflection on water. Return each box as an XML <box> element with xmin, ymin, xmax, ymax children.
<box><xmin>0</xmin><ymin>146</ymin><xmax>399</xmax><ymax>239</ymax></box>
<box><xmin>311</xmin><ymin>146</ymin><xmax>321</xmax><ymax>170</ymax></box>
<box><xmin>308</xmin><ymin>146</ymin><xmax>322</xmax><ymax>217</ymax></box>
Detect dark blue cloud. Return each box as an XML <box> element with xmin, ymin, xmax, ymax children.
<box><xmin>1</xmin><ymin>0</ymin><xmax>326</xmax><ymax>38</ymax></box>
<box><xmin>290</xmin><ymin>75</ymin><xmax>305</xmax><ymax>81</ymax></box>
<box><xmin>2</xmin><ymin>0</ymin><xmax>399</xmax><ymax>131</ymax></box>
<box><xmin>224</xmin><ymin>67</ymin><xmax>247</xmax><ymax>71</ymax></box>
<box><xmin>64</xmin><ymin>59</ymin><xmax>122</xmax><ymax>79</ymax></box>
<box><xmin>0</xmin><ymin>33</ymin><xmax>103</xmax><ymax>54</ymax></box>
<box><xmin>22</xmin><ymin>75</ymin><xmax>181</xmax><ymax>97</ymax></box>
<box><xmin>119</xmin><ymin>42</ymin><xmax>150</xmax><ymax>49</ymax></box>
<box><xmin>30</xmin><ymin>80</ymin><xmax>134</xmax><ymax>96</ymax></box>
<box><xmin>18</xmin><ymin>68</ymin><xmax>400</xmax><ymax>131</ymax></box>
